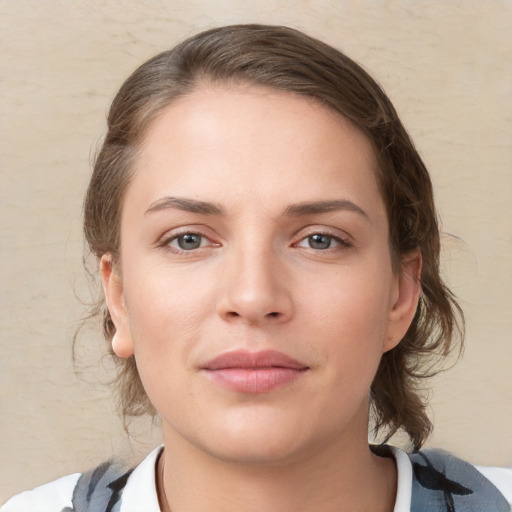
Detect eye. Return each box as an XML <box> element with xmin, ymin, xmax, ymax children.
<box><xmin>158</xmin><ymin>229</ymin><xmax>220</xmax><ymax>255</ymax></box>
<box><xmin>306</xmin><ymin>234</ymin><xmax>337</xmax><ymax>250</ymax></box>
<box><xmin>296</xmin><ymin>233</ymin><xmax>349</xmax><ymax>250</ymax></box>
<box><xmin>169</xmin><ymin>233</ymin><xmax>207</xmax><ymax>251</ymax></box>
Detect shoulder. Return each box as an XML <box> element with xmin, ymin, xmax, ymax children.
<box><xmin>0</xmin><ymin>472</ymin><xmax>81</xmax><ymax>512</ymax></box>
<box><xmin>409</xmin><ymin>448</ymin><xmax>512</xmax><ymax>511</ymax></box>
<box><xmin>1</xmin><ymin>447</ymin><xmax>162</xmax><ymax>512</ymax></box>
<box><xmin>474</xmin><ymin>464</ymin><xmax>512</xmax><ymax>506</ymax></box>
<box><xmin>1</xmin><ymin>461</ymin><xmax>133</xmax><ymax>512</ymax></box>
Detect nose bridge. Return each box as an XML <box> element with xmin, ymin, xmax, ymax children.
<box><xmin>217</xmin><ymin>237</ymin><xmax>292</xmax><ymax>324</ymax></box>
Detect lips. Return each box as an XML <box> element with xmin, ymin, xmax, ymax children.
<box><xmin>201</xmin><ymin>349</ymin><xmax>309</xmax><ymax>393</ymax></box>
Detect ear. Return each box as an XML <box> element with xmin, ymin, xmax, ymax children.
<box><xmin>384</xmin><ymin>248</ymin><xmax>422</xmax><ymax>352</ymax></box>
<box><xmin>100</xmin><ymin>254</ymin><xmax>134</xmax><ymax>358</ymax></box>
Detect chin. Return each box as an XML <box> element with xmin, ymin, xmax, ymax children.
<box><xmin>190</xmin><ymin>408</ymin><xmax>333</xmax><ymax>467</ymax></box>
<box><xmin>203</xmin><ymin>433</ymin><xmax>308</xmax><ymax>467</ymax></box>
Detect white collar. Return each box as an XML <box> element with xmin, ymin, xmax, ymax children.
<box><xmin>119</xmin><ymin>445</ymin><xmax>412</xmax><ymax>512</ymax></box>
<box><xmin>390</xmin><ymin>446</ymin><xmax>413</xmax><ymax>512</ymax></box>
<box><xmin>120</xmin><ymin>445</ymin><xmax>162</xmax><ymax>512</ymax></box>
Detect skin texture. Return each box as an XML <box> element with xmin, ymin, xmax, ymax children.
<box><xmin>101</xmin><ymin>85</ymin><xmax>421</xmax><ymax>512</ymax></box>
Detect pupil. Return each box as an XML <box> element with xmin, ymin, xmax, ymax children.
<box><xmin>309</xmin><ymin>234</ymin><xmax>331</xmax><ymax>250</ymax></box>
<box><xmin>178</xmin><ymin>234</ymin><xmax>201</xmax><ymax>250</ymax></box>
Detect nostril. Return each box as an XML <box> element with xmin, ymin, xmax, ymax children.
<box><xmin>268</xmin><ymin>312</ymin><xmax>279</xmax><ymax>317</ymax></box>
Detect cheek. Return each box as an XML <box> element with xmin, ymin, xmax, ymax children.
<box><xmin>121</xmin><ymin>270</ymin><xmax>208</xmax><ymax>406</ymax></box>
<box><xmin>122</xmin><ymin>261</ymin><xmax>213</xmax><ymax>346</ymax></box>
<box><xmin>302</xmin><ymin>259</ymin><xmax>394</xmax><ymax>379</ymax></box>
<box><xmin>305</xmin><ymin>260</ymin><xmax>393</xmax><ymax>334</ymax></box>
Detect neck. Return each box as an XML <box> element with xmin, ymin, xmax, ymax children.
<box><xmin>156</xmin><ymin>431</ymin><xmax>396</xmax><ymax>512</ymax></box>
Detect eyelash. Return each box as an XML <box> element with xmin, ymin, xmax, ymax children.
<box><xmin>159</xmin><ymin>229</ymin><xmax>352</xmax><ymax>255</ymax></box>
<box><xmin>159</xmin><ymin>231</ymin><xmax>217</xmax><ymax>254</ymax></box>
<box><xmin>293</xmin><ymin>232</ymin><xmax>353</xmax><ymax>251</ymax></box>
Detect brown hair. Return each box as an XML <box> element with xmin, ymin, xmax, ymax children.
<box><xmin>83</xmin><ymin>24</ymin><xmax>463</xmax><ymax>451</ymax></box>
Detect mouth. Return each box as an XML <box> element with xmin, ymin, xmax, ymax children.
<box><xmin>201</xmin><ymin>349</ymin><xmax>309</xmax><ymax>393</ymax></box>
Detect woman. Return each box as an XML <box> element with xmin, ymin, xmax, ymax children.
<box><xmin>2</xmin><ymin>24</ymin><xmax>511</xmax><ymax>512</ymax></box>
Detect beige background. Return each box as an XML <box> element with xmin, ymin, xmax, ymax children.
<box><xmin>1</xmin><ymin>0</ymin><xmax>511</xmax><ymax>503</ymax></box>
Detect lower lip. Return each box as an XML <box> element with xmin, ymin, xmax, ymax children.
<box><xmin>203</xmin><ymin>368</ymin><xmax>306</xmax><ymax>393</ymax></box>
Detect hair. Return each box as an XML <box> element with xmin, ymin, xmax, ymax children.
<box><xmin>83</xmin><ymin>24</ymin><xmax>464</xmax><ymax>451</ymax></box>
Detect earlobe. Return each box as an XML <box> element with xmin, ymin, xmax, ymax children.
<box><xmin>100</xmin><ymin>254</ymin><xmax>134</xmax><ymax>358</ymax></box>
<box><xmin>111</xmin><ymin>331</ymin><xmax>134</xmax><ymax>358</ymax></box>
<box><xmin>384</xmin><ymin>249</ymin><xmax>422</xmax><ymax>352</ymax></box>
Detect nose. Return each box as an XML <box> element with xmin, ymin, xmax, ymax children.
<box><xmin>216</xmin><ymin>245</ymin><xmax>294</xmax><ymax>325</ymax></box>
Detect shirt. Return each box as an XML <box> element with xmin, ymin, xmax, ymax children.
<box><xmin>2</xmin><ymin>446</ymin><xmax>511</xmax><ymax>511</ymax></box>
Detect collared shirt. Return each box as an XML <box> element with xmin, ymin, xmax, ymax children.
<box><xmin>2</xmin><ymin>446</ymin><xmax>511</xmax><ymax>511</ymax></box>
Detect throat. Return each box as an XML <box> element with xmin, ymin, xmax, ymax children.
<box><xmin>155</xmin><ymin>445</ymin><xmax>397</xmax><ymax>512</ymax></box>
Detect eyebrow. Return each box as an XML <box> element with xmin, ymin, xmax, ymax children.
<box><xmin>284</xmin><ymin>199</ymin><xmax>369</xmax><ymax>219</ymax></box>
<box><xmin>144</xmin><ymin>196</ymin><xmax>368</xmax><ymax>220</ymax></box>
<box><xmin>145</xmin><ymin>196</ymin><xmax>224</xmax><ymax>216</ymax></box>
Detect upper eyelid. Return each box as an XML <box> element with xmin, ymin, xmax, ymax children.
<box><xmin>159</xmin><ymin>232</ymin><xmax>220</xmax><ymax>254</ymax></box>
<box><xmin>155</xmin><ymin>224</ymin><xmax>353</xmax><ymax>246</ymax></box>
<box><xmin>169</xmin><ymin>233</ymin><xmax>213</xmax><ymax>250</ymax></box>
<box><xmin>294</xmin><ymin>233</ymin><xmax>351</xmax><ymax>248</ymax></box>
<box><xmin>157</xmin><ymin>225</ymin><xmax>218</xmax><ymax>242</ymax></box>
<box><xmin>292</xmin><ymin>225</ymin><xmax>353</xmax><ymax>241</ymax></box>
<box><xmin>164</xmin><ymin>232</ymin><xmax>216</xmax><ymax>245</ymax></box>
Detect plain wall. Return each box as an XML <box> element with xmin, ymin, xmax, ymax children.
<box><xmin>1</xmin><ymin>0</ymin><xmax>511</xmax><ymax>502</ymax></box>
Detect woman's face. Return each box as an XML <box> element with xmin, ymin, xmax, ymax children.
<box><xmin>102</xmin><ymin>85</ymin><xmax>420</xmax><ymax>465</ymax></box>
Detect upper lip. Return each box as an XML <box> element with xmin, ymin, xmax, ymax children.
<box><xmin>202</xmin><ymin>349</ymin><xmax>308</xmax><ymax>370</ymax></box>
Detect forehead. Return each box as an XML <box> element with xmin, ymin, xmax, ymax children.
<box><xmin>128</xmin><ymin>85</ymin><xmax>384</xmax><ymax>218</ymax></box>
<box><xmin>142</xmin><ymin>83</ymin><xmax>374</xmax><ymax>157</ymax></box>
